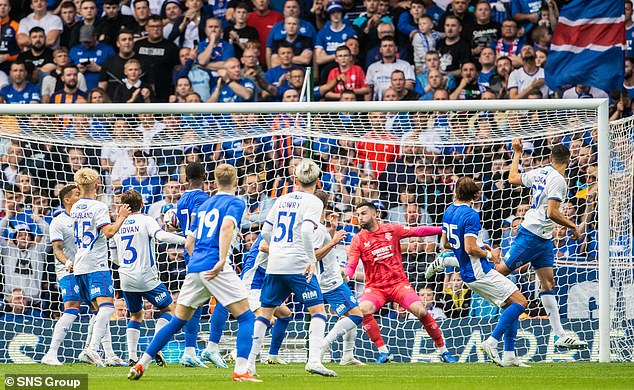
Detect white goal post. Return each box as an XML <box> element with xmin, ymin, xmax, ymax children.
<box><xmin>0</xmin><ymin>99</ymin><xmax>617</xmax><ymax>364</ymax></box>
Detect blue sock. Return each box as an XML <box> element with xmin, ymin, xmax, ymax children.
<box><xmin>64</xmin><ymin>308</ymin><xmax>80</xmax><ymax>316</ymax></box>
<box><xmin>348</xmin><ymin>315</ymin><xmax>363</xmax><ymax>326</ymax></box>
<box><xmin>491</xmin><ymin>303</ymin><xmax>525</xmax><ymax>341</ymax></box>
<box><xmin>269</xmin><ymin>315</ymin><xmax>291</xmax><ymax>355</ymax></box>
<box><xmin>127</xmin><ymin>320</ymin><xmax>141</xmax><ymax>330</ymax></box>
<box><xmin>504</xmin><ymin>317</ymin><xmax>519</xmax><ymax>352</ymax></box>
<box><xmin>184</xmin><ymin>308</ymin><xmax>202</xmax><ymax>348</ymax></box>
<box><xmin>159</xmin><ymin>313</ymin><xmax>173</xmax><ymax>322</ymax></box>
<box><xmin>209</xmin><ymin>304</ymin><xmax>229</xmax><ymax>344</ymax></box>
<box><xmin>236</xmin><ymin>310</ymin><xmax>255</xmax><ymax>359</ymax></box>
<box><xmin>145</xmin><ymin>316</ymin><xmax>187</xmax><ymax>357</ymax></box>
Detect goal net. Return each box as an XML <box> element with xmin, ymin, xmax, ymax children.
<box><xmin>0</xmin><ymin>100</ymin><xmax>624</xmax><ymax>365</ymax></box>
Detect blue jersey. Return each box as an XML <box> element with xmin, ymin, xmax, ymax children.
<box><xmin>121</xmin><ymin>176</ymin><xmax>163</xmax><ymax>213</ymax></box>
<box><xmin>198</xmin><ymin>39</ymin><xmax>235</xmax><ymax>62</ymax></box>
<box><xmin>176</xmin><ymin>189</ymin><xmax>210</xmax><ymax>265</ymax></box>
<box><xmin>315</xmin><ymin>21</ymin><xmax>357</xmax><ymax>55</ymax></box>
<box><xmin>211</xmin><ymin>78</ymin><xmax>255</xmax><ymax>102</ymax></box>
<box><xmin>442</xmin><ymin>203</ymin><xmax>493</xmax><ymax>283</ymax></box>
<box><xmin>0</xmin><ymin>82</ymin><xmax>41</xmax><ymax>104</ymax></box>
<box><xmin>241</xmin><ymin>234</ymin><xmax>262</xmax><ymax>278</ymax></box>
<box><xmin>511</xmin><ymin>0</ymin><xmax>541</xmax><ymax>36</ymax></box>
<box><xmin>69</xmin><ymin>42</ymin><xmax>115</xmax><ymax>91</ymax></box>
<box><xmin>187</xmin><ymin>193</ymin><xmax>245</xmax><ymax>273</ymax></box>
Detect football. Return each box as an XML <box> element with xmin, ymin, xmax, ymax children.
<box><xmin>162</xmin><ymin>208</ymin><xmax>180</xmax><ymax>232</ymax></box>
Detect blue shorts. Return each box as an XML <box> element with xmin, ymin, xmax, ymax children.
<box><xmin>260</xmin><ymin>273</ymin><xmax>323</xmax><ymax>308</ymax></box>
<box><xmin>504</xmin><ymin>226</ymin><xmax>554</xmax><ymax>271</ymax></box>
<box><xmin>323</xmin><ymin>283</ymin><xmax>358</xmax><ymax>317</ymax></box>
<box><xmin>58</xmin><ymin>274</ymin><xmax>81</xmax><ymax>303</ymax></box>
<box><xmin>123</xmin><ymin>283</ymin><xmax>172</xmax><ymax>313</ymax></box>
<box><xmin>75</xmin><ymin>271</ymin><xmax>115</xmax><ymax>303</ymax></box>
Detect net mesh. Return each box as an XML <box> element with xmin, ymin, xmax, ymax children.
<box><xmin>0</xmin><ymin>103</ymin><xmax>625</xmax><ymax>364</ymax></box>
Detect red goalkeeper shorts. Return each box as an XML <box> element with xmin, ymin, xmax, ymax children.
<box><xmin>359</xmin><ymin>281</ymin><xmax>420</xmax><ymax>312</ymax></box>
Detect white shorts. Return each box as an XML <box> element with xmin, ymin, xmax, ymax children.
<box><xmin>247</xmin><ymin>288</ymin><xmax>262</xmax><ymax>312</ymax></box>
<box><xmin>178</xmin><ymin>263</ymin><xmax>248</xmax><ymax>309</ymax></box>
<box><xmin>466</xmin><ymin>269</ymin><xmax>518</xmax><ymax>308</ymax></box>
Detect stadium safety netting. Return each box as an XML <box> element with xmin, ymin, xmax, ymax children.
<box><xmin>0</xmin><ymin>101</ymin><xmax>631</xmax><ymax>364</ymax></box>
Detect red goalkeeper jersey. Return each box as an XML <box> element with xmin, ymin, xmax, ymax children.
<box><xmin>345</xmin><ymin>224</ymin><xmax>441</xmax><ymax>289</ymax></box>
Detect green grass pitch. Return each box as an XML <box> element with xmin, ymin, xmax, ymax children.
<box><xmin>2</xmin><ymin>363</ymin><xmax>634</xmax><ymax>390</ymax></box>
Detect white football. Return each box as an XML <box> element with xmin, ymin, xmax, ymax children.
<box><xmin>163</xmin><ymin>208</ymin><xmax>180</xmax><ymax>232</ymax></box>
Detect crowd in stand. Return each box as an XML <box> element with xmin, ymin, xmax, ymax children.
<box><xmin>0</xmin><ymin>0</ymin><xmax>609</xmax><ymax>321</ymax></box>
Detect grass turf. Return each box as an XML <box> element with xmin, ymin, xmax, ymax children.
<box><xmin>2</xmin><ymin>362</ymin><xmax>634</xmax><ymax>390</ymax></box>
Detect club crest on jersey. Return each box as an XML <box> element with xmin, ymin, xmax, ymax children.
<box><xmin>385</xmin><ymin>232</ymin><xmax>392</xmax><ymax>241</ymax></box>
<box><xmin>364</xmin><ymin>242</ymin><xmax>370</xmax><ymax>248</ymax></box>
<box><xmin>76</xmin><ymin>204</ymin><xmax>88</xmax><ymax>210</ymax></box>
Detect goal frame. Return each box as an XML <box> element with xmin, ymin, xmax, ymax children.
<box><xmin>0</xmin><ymin>98</ymin><xmax>611</xmax><ymax>362</ymax></box>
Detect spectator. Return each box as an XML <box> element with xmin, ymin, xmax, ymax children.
<box><xmin>487</xmin><ymin>54</ymin><xmax>512</xmax><ymax>98</ymax></box>
<box><xmin>170</xmin><ymin>76</ymin><xmax>193</xmax><ymax>102</ymax></box>
<box><xmin>41</xmin><ymin>48</ymin><xmax>86</xmax><ymax>103</ymax></box>
<box><xmin>308</xmin><ymin>0</ymin><xmax>327</xmax><ymax>31</ymax></box>
<box><xmin>173</xmin><ymin>47</ymin><xmax>213</xmax><ymax>102</ymax></box>
<box><xmin>494</xmin><ymin>18</ymin><xmax>523</xmax><ymax>66</ymax></box>
<box><xmin>314</xmin><ymin>1</ymin><xmax>356</xmax><ymax>74</ymax></box>
<box><xmin>134</xmin><ymin>15</ymin><xmax>180</xmax><ymax>102</ymax></box>
<box><xmin>465</xmin><ymin>0</ymin><xmax>500</xmax><ymax>59</ymax></box>
<box><xmin>98</xmin><ymin>29</ymin><xmax>137</xmax><ymax>99</ymax></box>
<box><xmin>269</xmin><ymin>16</ymin><xmax>312</xmax><ymax>67</ymax></box>
<box><xmin>411</xmin><ymin>15</ymin><xmax>441</xmax><ymax>73</ymax></box>
<box><xmin>17</xmin><ymin>27</ymin><xmax>55</xmax><ymax>82</ymax></box>
<box><xmin>438</xmin><ymin>0</ymin><xmax>476</xmax><ymax>40</ymax></box>
<box><xmin>553</xmin><ymin>224</ymin><xmax>578</xmax><ymax>259</ymax></box>
<box><xmin>478</xmin><ymin>47</ymin><xmax>496</xmax><ymax>88</ymax></box>
<box><xmin>438</xmin><ymin>271</ymin><xmax>471</xmax><ymax>318</ymax></box>
<box><xmin>353</xmin><ymin>0</ymin><xmax>390</xmax><ymax>62</ymax></box>
<box><xmin>88</xmin><ymin>87</ymin><xmax>110</xmax><ymax>103</ymax></box>
<box><xmin>396</xmin><ymin>0</ymin><xmax>425</xmax><ymax>49</ymax></box>
<box><xmin>388</xmin><ymin>69</ymin><xmax>419</xmax><ymax>100</ymax></box>
<box><xmin>356</xmin><ymin>111</ymin><xmax>399</xmax><ymax>178</ymax></box>
<box><xmin>121</xmin><ymin>150</ymin><xmax>163</xmax><ymax>213</ymax></box>
<box><xmin>68</xmin><ymin>0</ymin><xmax>99</xmax><ymax>48</ymax></box>
<box><xmin>197</xmin><ymin>17</ymin><xmax>234</xmax><ymax>72</ymax></box>
<box><xmin>100</xmin><ymin>119</ymin><xmax>137</xmax><ymax>187</ymax></box>
<box><xmin>449</xmin><ymin>61</ymin><xmax>486</xmax><ymax>100</ymax></box>
<box><xmin>321</xmin><ymin>148</ymin><xmax>359</xmax><ymax>209</ymax></box>
<box><xmin>238</xmin><ymin>172</ymin><xmax>274</xmax><ymax>230</ymax></box>
<box><xmin>162</xmin><ymin>0</ymin><xmax>197</xmax><ymax>50</ymax></box>
<box><xmin>208</xmin><ymin>57</ymin><xmax>255</xmax><ymax>102</ymax></box>
<box><xmin>112</xmin><ymin>298</ymin><xmax>128</xmax><ymax>320</ymax></box>
<box><xmin>130</xmin><ymin>0</ymin><xmax>151</xmax><ymax>38</ymax></box>
<box><xmin>147</xmin><ymin>177</ymin><xmax>181</xmax><ymax>221</ymax></box>
<box><xmin>264</xmin><ymin>42</ymin><xmax>295</xmax><ymax>97</ymax></box>
<box><xmin>535</xmin><ymin>47</ymin><xmax>547</xmax><ymax>68</ymax></box>
<box><xmin>366</xmin><ymin>36</ymin><xmax>415</xmax><ymax>100</ymax></box>
<box><xmin>437</xmin><ymin>15</ymin><xmax>471</xmax><ymax>76</ymax></box>
<box><xmin>378</xmin><ymin>137</ymin><xmax>416</xmax><ymax>207</ymax></box>
<box><xmin>324</xmin><ymin>45</ymin><xmax>369</xmax><ymax>100</ymax></box>
<box><xmin>17</xmin><ymin>0</ymin><xmax>63</xmax><ymax>48</ymax></box>
<box><xmin>414</xmin><ymin>51</ymin><xmax>456</xmax><ymax>97</ymax></box>
<box><xmin>111</xmin><ymin>59</ymin><xmax>152</xmax><ymax>103</ymax></box>
<box><xmin>0</xmin><ymin>62</ymin><xmax>41</xmax><ymax>103</ymax></box>
<box><xmin>531</xmin><ymin>25</ymin><xmax>551</xmax><ymax>52</ymax></box>
<box><xmin>247</xmin><ymin>0</ymin><xmax>283</xmax><ymax>66</ymax></box>
<box><xmin>364</xmin><ymin>21</ymin><xmax>408</xmax><ymax>69</ymax></box>
<box><xmin>224</xmin><ymin>2</ymin><xmax>259</xmax><ymax>59</ymax></box>
<box><xmin>70</xmin><ymin>25</ymin><xmax>115</xmax><ymax>91</ymax></box>
<box><xmin>418</xmin><ymin>69</ymin><xmax>445</xmax><ymax>100</ymax></box>
<box><xmin>49</xmin><ymin>64</ymin><xmax>87</xmax><ymax>103</ymax></box>
<box><xmin>386</xmin><ymin>185</ymin><xmax>418</xmax><ymax>224</ymax></box>
<box><xmin>241</xmin><ymin>46</ymin><xmax>277</xmax><ymax>100</ymax></box>
<box><xmin>2</xmin><ymin>288</ymin><xmax>42</xmax><ymax>322</ymax></box>
<box><xmin>418</xmin><ymin>287</ymin><xmax>447</xmax><ymax>321</ymax></box>
<box><xmin>267</xmin><ymin>0</ymin><xmax>316</xmax><ymax>56</ymax></box>
<box><xmin>511</xmin><ymin>0</ymin><xmax>541</xmax><ymax>39</ymax></box>
<box><xmin>508</xmin><ymin>45</ymin><xmax>549</xmax><ymax>99</ymax></box>
<box><xmin>627</xmin><ymin>0</ymin><xmax>634</xmax><ymax>54</ymax></box>
<box><xmin>58</xmin><ymin>1</ymin><xmax>77</xmax><ymax>49</ymax></box>
<box><xmin>96</xmin><ymin>0</ymin><xmax>136</xmax><ymax>45</ymax></box>
<box><xmin>562</xmin><ymin>85</ymin><xmax>609</xmax><ymax>100</ymax></box>
<box><xmin>0</xmin><ymin>0</ymin><xmax>19</xmax><ymax>74</ymax></box>
<box><xmin>501</xmin><ymin>216</ymin><xmax>523</xmax><ymax>256</ymax></box>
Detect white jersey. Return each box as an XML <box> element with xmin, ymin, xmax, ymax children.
<box><xmin>520</xmin><ymin>164</ymin><xmax>567</xmax><ymax>239</ymax></box>
<box><xmin>70</xmin><ymin>198</ymin><xmax>111</xmax><ymax>275</ymax></box>
<box><xmin>49</xmin><ymin>212</ymin><xmax>76</xmax><ymax>281</ymax></box>
<box><xmin>265</xmin><ymin>191</ymin><xmax>323</xmax><ymax>274</ymax></box>
<box><xmin>111</xmin><ymin>214</ymin><xmax>162</xmax><ymax>292</ymax></box>
<box><xmin>313</xmin><ymin>223</ymin><xmax>344</xmax><ymax>293</ymax></box>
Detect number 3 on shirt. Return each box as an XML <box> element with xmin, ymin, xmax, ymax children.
<box><xmin>274</xmin><ymin>211</ymin><xmax>297</xmax><ymax>242</ymax></box>
<box><xmin>120</xmin><ymin>235</ymin><xmax>138</xmax><ymax>264</ymax></box>
<box><xmin>443</xmin><ymin>223</ymin><xmax>461</xmax><ymax>249</ymax></box>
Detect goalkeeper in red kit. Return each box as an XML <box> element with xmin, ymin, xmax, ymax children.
<box><xmin>344</xmin><ymin>202</ymin><xmax>457</xmax><ymax>364</ymax></box>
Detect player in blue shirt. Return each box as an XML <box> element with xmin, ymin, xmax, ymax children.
<box><xmin>129</xmin><ymin>164</ymin><xmax>259</xmax><ymax>383</ymax></box>
<box><xmin>175</xmin><ymin>162</ymin><xmax>230</xmax><ymax>369</ymax></box>
<box><xmin>441</xmin><ymin>177</ymin><xmax>528</xmax><ymax>367</ymax></box>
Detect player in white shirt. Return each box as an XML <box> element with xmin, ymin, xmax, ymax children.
<box><xmin>70</xmin><ymin>168</ymin><xmax>131</xmax><ymax>367</ymax></box>
<box><xmin>498</xmin><ymin>139</ymin><xmax>586</xmax><ymax>349</ymax></box>
<box><xmin>312</xmin><ymin>190</ymin><xmax>364</xmax><ymax>366</ymax></box>
<box><xmin>248</xmin><ymin>159</ymin><xmax>336</xmax><ymax>377</ymax></box>
<box><xmin>111</xmin><ymin>189</ymin><xmax>187</xmax><ymax>366</ymax></box>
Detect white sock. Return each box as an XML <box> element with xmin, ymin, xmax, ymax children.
<box><xmin>342</xmin><ymin>328</ymin><xmax>357</xmax><ymax>361</ymax></box>
<box><xmin>183</xmin><ymin>347</ymin><xmax>196</xmax><ymax>358</ymax></box>
<box><xmin>139</xmin><ymin>353</ymin><xmax>152</xmax><ymax>370</ymax></box>
<box><xmin>378</xmin><ymin>345</ymin><xmax>388</xmax><ymax>353</ymax></box>
<box><xmin>248</xmin><ymin>320</ymin><xmax>268</xmax><ymax>368</ymax></box>
<box><xmin>541</xmin><ymin>294</ymin><xmax>565</xmax><ymax>336</ymax></box>
<box><xmin>485</xmin><ymin>336</ymin><xmax>499</xmax><ymax>345</ymax></box>
<box><xmin>308</xmin><ymin>316</ymin><xmax>326</xmax><ymax>365</ymax></box>
<box><xmin>438</xmin><ymin>345</ymin><xmax>448</xmax><ymax>354</ymax></box>
<box><xmin>323</xmin><ymin>317</ymin><xmax>357</xmax><ymax>350</ymax></box>
<box><xmin>89</xmin><ymin>306</ymin><xmax>114</xmax><ymax>351</ymax></box>
<box><xmin>102</xmin><ymin>323</ymin><xmax>116</xmax><ymax>358</ymax></box>
<box><xmin>48</xmin><ymin>312</ymin><xmax>78</xmax><ymax>356</ymax></box>
<box><xmin>206</xmin><ymin>341</ymin><xmax>219</xmax><ymax>353</ymax></box>
<box><xmin>503</xmin><ymin>351</ymin><xmax>515</xmax><ymax>361</ymax></box>
<box><xmin>155</xmin><ymin>317</ymin><xmax>169</xmax><ymax>333</ymax></box>
<box><xmin>235</xmin><ymin>357</ymin><xmax>248</xmax><ymax>375</ymax></box>
<box><xmin>85</xmin><ymin>315</ymin><xmax>97</xmax><ymax>350</ymax></box>
<box><xmin>442</xmin><ymin>256</ymin><xmax>460</xmax><ymax>268</ymax></box>
<box><xmin>127</xmin><ymin>328</ymin><xmax>141</xmax><ymax>361</ymax></box>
